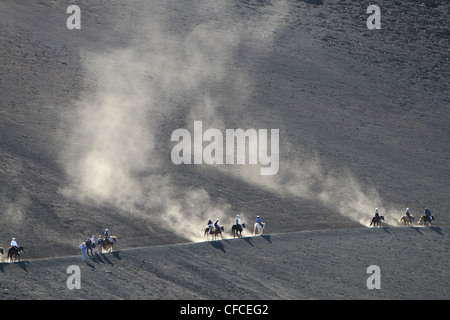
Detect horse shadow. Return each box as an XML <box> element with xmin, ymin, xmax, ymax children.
<box><xmin>0</xmin><ymin>260</ymin><xmax>29</xmax><ymax>272</ymax></box>
<box><xmin>261</xmin><ymin>234</ymin><xmax>272</xmax><ymax>243</ymax></box>
<box><xmin>112</xmin><ymin>251</ymin><xmax>121</xmax><ymax>260</ymax></box>
<box><xmin>209</xmin><ymin>241</ymin><xmax>226</xmax><ymax>253</ymax></box>
<box><xmin>411</xmin><ymin>226</ymin><xmax>424</xmax><ymax>235</ymax></box>
<box><xmin>243</xmin><ymin>237</ymin><xmax>254</xmax><ymax>247</ymax></box>
<box><xmin>17</xmin><ymin>261</ymin><xmax>29</xmax><ymax>272</ymax></box>
<box><xmin>430</xmin><ymin>226</ymin><xmax>444</xmax><ymax>235</ymax></box>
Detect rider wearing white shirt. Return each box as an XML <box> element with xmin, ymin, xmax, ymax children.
<box><xmin>235</xmin><ymin>215</ymin><xmax>243</xmax><ymax>231</ymax></box>
<box><xmin>11</xmin><ymin>238</ymin><xmax>20</xmax><ymax>254</ymax></box>
<box><xmin>214</xmin><ymin>219</ymin><xmax>221</xmax><ymax>231</ymax></box>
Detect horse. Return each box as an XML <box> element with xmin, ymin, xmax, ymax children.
<box><xmin>231</xmin><ymin>223</ymin><xmax>245</xmax><ymax>238</ymax></box>
<box><xmin>253</xmin><ymin>222</ymin><xmax>265</xmax><ymax>235</ymax></box>
<box><xmin>204</xmin><ymin>226</ymin><xmax>224</xmax><ymax>241</ymax></box>
<box><xmin>0</xmin><ymin>247</ymin><xmax>3</xmax><ymax>255</ymax></box>
<box><xmin>418</xmin><ymin>214</ymin><xmax>434</xmax><ymax>227</ymax></box>
<box><xmin>7</xmin><ymin>246</ymin><xmax>24</xmax><ymax>262</ymax></box>
<box><xmin>398</xmin><ymin>214</ymin><xmax>415</xmax><ymax>226</ymax></box>
<box><xmin>102</xmin><ymin>236</ymin><xmax>117</xmax><ymax>252</ymax></box>
<box><xmin>370</xmin><ymin>216</ymin><xmax>384</xmax><ymax>227</ymax></box>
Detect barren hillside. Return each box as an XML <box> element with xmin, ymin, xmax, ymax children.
<box><xmin>1</xmin><ymin>227</ymin><xmax>449</xmax><ymax>300</ymax></box>
<box><xmin>0</xmin><ymin>0</ymin><xmax>449</xmax><ymax>300</ymax></box>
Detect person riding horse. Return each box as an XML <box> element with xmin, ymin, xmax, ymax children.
<box><xmin>104</xmin><ymin>229</ymin><xmax>114</xmax><ymax>244</ymax></box>
<box><xmin>207</xmin><ymin>218</ymin><xmax>214</xmax><ymax>232</ymax></box>
<box><xmin>214</xmin><ymin>219</ymin><xmax>221</xmax><ymax>232</ymax></box>
<box><xmin>235</xmin><ymin>215</ymin><xmax>243</xmax><ymax>233</ymax></box>
<box><xmin>256</xmin><ymin>215</ymin><xmax>264</xmax><ymax>228</ymax></box>
<box><xmin>10</xmin><ymin>238</ymin><xmax>21</xmax><ymax>255</ymax></box>
<box><xmin>374</xmin><ymin>208</ymin><xmax>380</xmax><ymax>220</ymax></box>
<box><xmin>424</xmin><ymin>208</ymin><xmax>433</xmax><ymax>221</ymax></box>
<box><xmin>405</xmin><ymin>208</ymin><xmax>412</xmax><ymax>220</ymax></box>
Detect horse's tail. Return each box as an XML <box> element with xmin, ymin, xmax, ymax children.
<box><xmin>398</xmin><ymin>217</ymin><xmax>403</xmax><ymax>224</ymax></box>
<box><xmin>370</xmin><ymin>218</ymin><xmax>373</xmax><ymax>226</ymax></box>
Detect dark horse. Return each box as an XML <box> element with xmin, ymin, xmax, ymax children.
<box><xmin>370</xmin><ymin>216</ymin><xmax>384</xmax><ymax>227</ymax></box>
<box><xmin>7</xmin><ymin>246</ymin><xmax>24</xmax><ymax>262</ymax></box>
<box><xmin>418</xmin><ymin>214</ymin><xmax>434</xmax><ymax>227</ymax></box>
<box><xmin>204</xmin><ymin>226</ymin><xmax>224</xmax><ymax>241</ymax></box>
<box><xmin>231</xmin><ymin>223</ymin><xmax>245</xmax><ymax>238</ymax></box>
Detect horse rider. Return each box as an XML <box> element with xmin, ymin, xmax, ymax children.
<box><xmin>256</xmin><ymin>215</ymin><xmax>264</xmax><ymax>228</ymax></box>
<box><xmin>405</xmin><ymin>208</ymin><xmax>412</xmax><ymax>220</ymax></box>
<box><xmin>374</xmin><ymin>208</ymin><xmax>380</xmax><ymax>220</ymax></box>
<box><xmin>207</xmin><ymin>218</ymin><xmax>214</xmax><ymax>232</ymax></box>
<box><xmin>424</xmin><ymin>208</ymin><xmax>433</xmax><ymax>221</ymax></box>
<box><xmin>235</xmin><ymin>215</ymin><xmax>243</xmax><ymax>231</ymax></box>
<box><xmin>214</xmin><ymin>219</ymin><xmax>221</xmax><ymax>232</ymax></box>
<box><xmin>11</xmin><ymin>237</ymin><xmax>21</xmax><ymax>254</ymax></box>
<box><xmin>104</xmin><ymin>228</ymin><xmax>113</xmax><ymax>244</ymax></box>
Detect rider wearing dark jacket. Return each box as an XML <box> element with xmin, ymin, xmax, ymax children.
<box><xmin>425</xmin><ymin>208</ymin><xmax>432</xmax><ymax>220</ymax></box>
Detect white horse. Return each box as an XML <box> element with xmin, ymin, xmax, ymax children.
<box><xmin>253</xmin><ymin>222</ymin><xmax>265</xmax><ymax>236</ymax></box>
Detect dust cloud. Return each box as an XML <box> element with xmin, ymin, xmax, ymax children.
<box><xmin>59</xmin><ymin>0</ymin><xmax>398</xmax><ymax>244</ymax></box>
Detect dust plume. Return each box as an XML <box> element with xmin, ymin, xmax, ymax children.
<box><xmin>59</xmin><ymin>0</ymin><xmax>398</xmax><ymax>246</ymax></box>
<box><xmin>59</xmin><ymin>0</ymin><xmax>290</xmax><ymax>241</ymax></box>
<box><xmin>217</xmin><ymin>151</ymin><xmax>400</xmax><ymax>226</ymax></box>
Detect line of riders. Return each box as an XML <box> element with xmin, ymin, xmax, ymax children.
<box><xmin>0</xmin><ymin>208</ymin><xmax>436</xmax><ymax>261</ymax></box>
<box><xmin>204</xmin><ymin>215</ymin><xmax>266</xmax><ymax>240</ymax></box>
<box><xmin>370</xmin><ymin>207</ymin><xmax>434</xmax><ymax>227</ymax></box>
<box><xmin>1</xmin><ymin>229</ymin><xmax>117</xmax><ymax>262</ymax></box>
